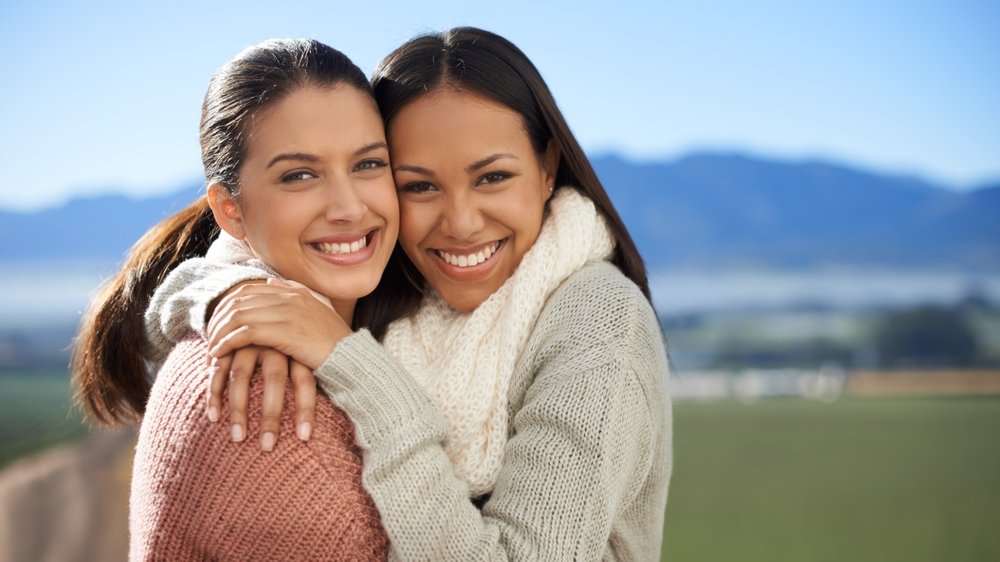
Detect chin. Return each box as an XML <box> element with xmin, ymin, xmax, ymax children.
<box><xmin>439</xmin><ymin>288</ymin><xmax>490</xmax><ymax>313</ymax></box>
<box><xmin>316</xmin><ymin>276</ymin><xmax>380</xmax><ymax>303</ymax></box>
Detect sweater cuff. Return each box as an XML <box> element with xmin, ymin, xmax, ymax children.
<box><xmin>143</xmin><ymin>260</ymin><xmax>275</xmax><ymax>366</ymax></box>
<box><xmin>315</xmin><ymin>330</ymin><xmax>448</xmax><ymax>450</ymax></box>
<box><xmin>183</xmin><ymin>268</ymin><xmax>273</xmax><ymax>338</ymax></box>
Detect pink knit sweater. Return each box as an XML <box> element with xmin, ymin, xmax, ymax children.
<box><xmin>129</xmin><ymin>335</ymin><xmax>388</xmax><ymax>561</ymax></box>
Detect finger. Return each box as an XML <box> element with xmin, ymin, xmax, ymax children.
<box><xmin>258</xmin><ymin>349</ymin><xmax>289</xmax><ymax>452</ymax></box>
<box><xmin>208</xmin><ymin>284</ymin><xmax>291</xmax><ymax>337</ymax></box>
<box><xmin>290</xmin><ymin>360</ymin><xmax>317</xmax><ymax>441</ymax></box>
<box><xmin>209</xmin><ymin>324</ymin><xmax>262</xmax><ymax>359</ymax></box>
<box><xmin>227</xmin><ymin>347</ymin><xmax>259</xmax><ymax>442</ymax></box>
<box><xmin>207</xmin><ymin>280</ymin><xmax>270</xmax><ymax>336</ymax></box>
<box><xmin>208</xmin><ymin>302</ymin><xmax>271</xmax><ymax>348</ymax></box>
<box><xmin>207</xmin><ymin>299</ymin><xmax>299</xmax><ymax>349</ymax></box>
<box><xmin>206</xmin><ymin>353</ymin><xmax>233</xmax><ymax>422</ymax></box>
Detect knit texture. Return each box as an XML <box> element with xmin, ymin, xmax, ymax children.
<box><xmin>130</xmin><ymin>335</ymin><xmax>388</xmax><ymax>561</ymax></box>
<box><xmin>319</xmin><ymin>262</ymin><xmax>671</xmax><ymax>561</ymax></box>
<box><xmin>381</xmin><ymin>187</ymin><xmax>615</xmax><ymax>495</ymax></box>
<box><xmin>144</xmin><ymin>193</ymin><xmax>673</xmax><ymax>560</ymax></box>
<box><xmin>144</xmin><ymin>237</ymin><xmax>271</xmax><ymax>367</ymax></box>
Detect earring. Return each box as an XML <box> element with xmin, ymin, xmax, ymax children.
<box><xmin>548</xmin><ymin>185</ymin><xmax>554</xmax><ymax>192</ymax></box>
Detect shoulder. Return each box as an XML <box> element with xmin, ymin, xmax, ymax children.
<box><xmin>536</xmin><ymin>261</ymin><xmax>662</xmax><ymax>354</ymax></box>
<box><xmin>537</xmin><ymin>260</ymin><xmax>669</xmax><ymax>381</ymax></box>
<box><xmin>144</xmin><ymin>334</ymin><xmax>212</xmax><ymax>425</ymax></box>
<box><xmin>143</xmin><ymin>334</ymin><xmax>364</xmax><ymax>479</ymax></box>
<box><xmin>526</xmin><ymin>262</ymin><xmax>668</xmax><ymax>405</ymax></box>
<box><xmin>550</xmin><ymin>261</ymin><xmax>648</xmax><ymax>307</ymax></box>
<box><xmin>133</xmin><ymin>335</ymin><xmax>388</xmax><ymax>560</ymax></box>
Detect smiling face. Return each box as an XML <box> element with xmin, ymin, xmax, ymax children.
<box><xmin>388</xmin><ymin>88</ymin><xmax>557</xmax><ymax>312</ymax></box>
<box><xmin>209</xmin><ymin>84</ymin><xmax>398</xmax><ymax>319</ymax></box>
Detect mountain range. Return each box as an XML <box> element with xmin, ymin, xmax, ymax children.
<box><xmin>2</xmin><ymin>152</ymin><xmax>997</xmax><ymax>271</ymax></box>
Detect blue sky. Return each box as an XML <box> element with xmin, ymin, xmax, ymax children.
<box><xmin>0</xmin><ymin>0</ymin><xmax>997</xmax><ymax>211</ymax></box>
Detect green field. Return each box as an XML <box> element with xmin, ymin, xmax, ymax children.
<box><xmin>663</xmin><ymin>397</ymin><xmax>1000</xmax><ymax>561</ymax></box>
<box><xmin>0</xmin><ymin>371</ymin><xmax>90</xmax><ymax>469</ymax></box>
<box><xmin>1</xmin><ymin>373</ymin><xmax>998</xmax><ymax>560</ymax></box>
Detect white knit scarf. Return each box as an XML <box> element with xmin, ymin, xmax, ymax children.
<box><xmin>382</xmin><ymin>188</ymin><xmax>615</xmax><ymax>496</ymax></box>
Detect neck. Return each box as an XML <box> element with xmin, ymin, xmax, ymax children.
<box><xmin>331</xmin><ymin>299</ymin><xmax>356</xmax><ymax>325</ymax></box>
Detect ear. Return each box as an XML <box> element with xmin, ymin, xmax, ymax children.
<box><xmin>540</xmin><ymin>139</ymin><xmax>560</xmax><ymax>200</ymax></box>
<box><xmin>207</xmin><ymin>182</ymin><xmax>245</xmax><ymax>239</ymax></box>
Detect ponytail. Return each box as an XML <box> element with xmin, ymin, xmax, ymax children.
<box><xmin>72</xmin><ymin>197</ymin><xmax>218</xmax><ymax>425</ymax></box>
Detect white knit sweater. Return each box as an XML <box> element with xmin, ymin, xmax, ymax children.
<box><xmin>379</xmin><ymin>189</ymin><xmax>615</xmax><ymax>495</ymax></box>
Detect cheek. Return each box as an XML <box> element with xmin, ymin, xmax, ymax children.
<box><xmin>244</xmin><ymin>195</ymin><xmax>308</xmax><ymax>243</ymax></box>
<box><xmin>398</xmin><ymin>202</ymin><xmax>431</xmax><ymax>249</ymax></box>
<box><xmin>365</xmin><ymin>182</ymin><xmax>400</xmax><ymax>229</ymax></box>
<box><xmin>509</xmin><ymin>188</ymin><xmax>547</xmax><ymax>237</ymax></box>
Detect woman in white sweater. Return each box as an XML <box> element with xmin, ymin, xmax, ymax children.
<box><xmin>149</xmin><ymin>27</ymin><xmax>671</xmax><ymax>561</ymax></box>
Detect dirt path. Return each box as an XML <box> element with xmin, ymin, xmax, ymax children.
<box><xmin>0</xmin><ymin>429</ymin><xmax>135</xmax><ymax>562</ymax></box>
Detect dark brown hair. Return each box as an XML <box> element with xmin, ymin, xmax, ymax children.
<box><xmin>372</xmin><ymin>27</ymin><xmax>651</xmax><ymax>299</ymax></box>
<box><xmin>73</xmin><ymin>39</ymin><xmax>416</xmax><ymax>425</ymax></box>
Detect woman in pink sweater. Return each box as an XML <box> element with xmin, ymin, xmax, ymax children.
<box><xmin>73</xmin><ymin>39</ymin><xmax>413</xmax><ymax>560</ymax></box>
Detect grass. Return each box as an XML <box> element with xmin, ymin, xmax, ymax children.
<box><xmin>662</xmin><ymin>396</ymin><xmax>1000</xmax><ymax>561</ymax></box>
<box><xmin>0</xmin><ymin>370</ymin><xmax>90</xmax><ymax>469</ymax></box>
<box><xmin>1</xmin><ymin>372</ymin><xmax>998</xmax><ymax>560</ymax></box>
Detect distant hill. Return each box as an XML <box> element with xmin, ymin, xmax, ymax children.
<box><xmin>595</xmin><ymin>153</ymin><xmax>1000</xmax><ymax>270</ymax></box>
<box><xmin>0</xmin><ymin>182</ymin><xmax>204</xmax><ymax>265</ymax></box>
<box><xmin>1</xmin><ymin>153</ymin><xmax>997</xmax><ymax>271</ymax></box>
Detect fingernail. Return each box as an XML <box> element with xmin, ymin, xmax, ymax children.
<box><xmin>297</xmin><ymin>422</ymin><xmax>311</xmax><ymax>441</ymax></box>
<box><xmin>207</xmin><ymin>407</ymin><xmax>219</xmax><ymax>423</ymax></box>
<box><xmin>231</xmin><ymin>424</ymin><xmax>245</xmax><ymax>442</ymax></box>
<box><xmin>261</xmin><ymin>432</ymin><xmax>276</xmax><ymax>451</ymax></box>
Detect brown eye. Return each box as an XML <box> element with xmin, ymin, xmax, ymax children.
<box><xmin>478</xmin><ymin>171</ymin><xmax>512</xmax><ymax>185</ymax></box>
<box><xmin>281</xmin><ymin>170</ymin><xmax>316</xmax><ymax>182</ymax></box>
<box><xmin>400</xmin><ymin>181</ymin><xmax>435</xmax><ymax>194</ymax></box>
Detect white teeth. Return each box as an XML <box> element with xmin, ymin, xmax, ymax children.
<box><xmin>315</xmin><ymin>235</ymin><xmax>367</xmax><ymax>255</ymax></box>
<box><xmin>437</xmin><ymin>241</ymin><xmax>501</xmax><ymax>268</ymax></box>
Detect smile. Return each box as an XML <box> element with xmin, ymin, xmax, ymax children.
<box><xmin>434</xmin><ymin>239</ymin><xmax>504</xmax><ymax>268</ymax></box>
<box><xmin>307</xmin><ymin>229</ymin><xmax>378</xmax><ymax>265</ymax></box>
<box><xmin>311</xmin><ymin>234</ymin><xmax>368</xmax><ymax>255</ymax></box>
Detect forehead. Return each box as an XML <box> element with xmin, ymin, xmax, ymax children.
<box><xmin>388</xmin><ymin>88</ymin><xmax>533</xmax><ymax>159</ymax></box>
<box><xmin>244</xmin><ymin>84</ymin><xmax>383</xmax><ymax>157</ymax></box>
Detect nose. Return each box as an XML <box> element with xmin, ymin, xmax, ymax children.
<box><xmin>323</xmin><ymin>176</ymin><xmax>367</xmax><ymax>223</ymax></box>
<box><xmin>440</xmin><ymin>191</ymin><xmax>485</xmax><ymax>240</ymax></box>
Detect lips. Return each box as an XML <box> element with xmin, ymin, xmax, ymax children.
<box><xmin>307</xmin><ymin>228</ymin><xmax>379</xmax><ymax>265</ymax></box>
<box><xmin>309</xmin><ymin>229</ymin><xmax>375</xmax><ymax>256</ymax></box>
<box><xmin>312</xmin><ymin>234</ymin><xmax>368</xmax><ymax>255</ymax></box>
<box><xmin>433</xmin><ymin>239</ymin><xmax>503</xmax><ymax>268</ymax></box>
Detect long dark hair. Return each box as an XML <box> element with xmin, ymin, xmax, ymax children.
<box><xmin>73</xmin><ymin>39</ymin><xmax>416</xmax><ymax>425</ymax></box>
<box><xmin>372</xmin><ymin>27</ymin><xmax>651</xmax><ymax>299</ymax></box>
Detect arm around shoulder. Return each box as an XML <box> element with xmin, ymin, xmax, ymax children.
<box><xmin>143</xmin><ymin>236</ymin><xmax>275</xmax><ymax>365</ymax></box>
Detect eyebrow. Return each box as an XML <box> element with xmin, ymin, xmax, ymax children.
<box><xmin>266</xmin><ymin>142</ymin><xmax>388</xmax><ymax>169</ymax></box>
<box><xmin>393</xmin><ymin>153</ymin><xmax>518</xmax><ymax>176</ymax></box>
<box><xmin>393</xmin><ymin>163</ymin><xmax>434</xmax><ymax>176</ymax></box>
<box><xmin>267</xmin><ymin>153</ymin><xmax>319</xmax><ymax>169</ymax></box>
<box><xmin>467</xmin><ymin>153</ymin><xmax>517</xmax><ymax>173</ymax></box>
<box><xmin>355</xmin><ymin>141</ymin><xmax>389</xmax><ymax>156</ymax></box>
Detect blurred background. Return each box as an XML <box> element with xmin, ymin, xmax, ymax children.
<box><xmin>1</xmin><ymin>1</ymin><xmax>998</xmax><ymax>560</ymax></box>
